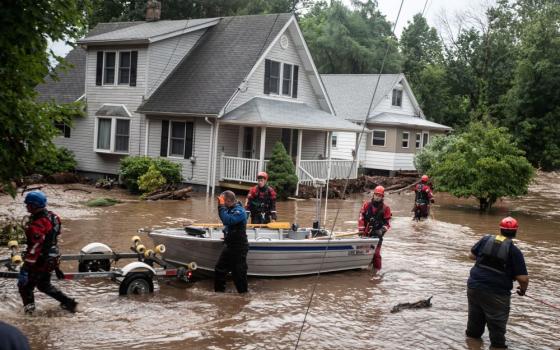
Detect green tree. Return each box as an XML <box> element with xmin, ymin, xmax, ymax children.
<box><xmin>503</xmin><ymin>0</ymin><xmax>560</xmax><ymax>170</ymax></box>
<box><xmin>299</xmin><ymin>1</ymin><xmax>401</xmax><ymax>74</ymax></box>
<box><xmin>266</xmin><ymin>142</ymin><xmax>298</xmax><ymax>200</ymax></box>
<box><xmin>424</xmin><ymin>121</ymin><xmax>534</xmax><ymax>211</ymax></box>
<box><xmin>413</xmin><ymin>134</ymin><xmax>458</xmax><ymax>175</ymax></box>
<box><xmin>138</xmin><ymin>164</ymin><xmax>167</xmax><ymax>195</ymax></box>
<box><xmin>400</xmin><ymin>14</ymin><xmax>443</xmax><ymax>81</ymax></box>
<box><xmin>0</xmin><ymin>0</ymin><xmax>89</xmax><ymax>196</ymax></box>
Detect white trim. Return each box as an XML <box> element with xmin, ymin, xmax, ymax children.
<box><xmin>415</xmin><ymin>132</ymin><xmax>422</xmax><ymax>148</ymax></box>
<box><xmin>371</xmin><ymin>129</ymin><xmax>386</xmax><ymax>147</ymax></box>
<box><xmin>399</xmin><ymin>75</ymin><xmax>425</xmax><ymax>118</ymax></box>
<box><xmin>149</xmin><ymin>19</ymin><xmax>220</xmax><ymax>43</ymax></box>
<box><xmin>144</xmin><ymin>118</ymin><xmax>149</xmax><ymax>155</ymax></box>
<box><xmin>98</xmin><ymin>103</ymin><xmax>133</xmax><ymax>117</ymax></box>
<box><xmin>93</xmin><ymin>116</ymin><xmax>131</xmax><ymax>154</ymax></box>
<box><xmin>422</xmin><ymin>131</ymin><xmax>430</xmax><ymax>147</ymax></box>
<box><xmin>401</xmin><ymin>131</ymin><xmax>409</xmax><ymax>148</ymax></box>
<box><xmin>237</xmin><ymin>126</ymin><xmax>244</xmax><ymax>158</ymax></box>
<box><xmin>75</xmin><ymin>94</ymin><xmax>86</xmax><ymax>102</ymax></box>
<box><xmin>100</xmin><ymin>50</ymin><xmax>137</xmax><ymax>87</ymax></box>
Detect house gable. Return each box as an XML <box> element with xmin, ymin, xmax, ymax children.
<box><xmin>369</xmin><ymin>75</ymin><xmax>423</xmax><ymax>118</ymax></box>
<box><xmin>226</xmin><ymin>17</ymin><xmax>333</xmax><ymax>114</ymax></box>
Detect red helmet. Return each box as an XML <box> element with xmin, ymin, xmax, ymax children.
<box><xmin>421</xmin><ymin>175</ymin><xmax>429</xmax><ymax>183</ymax></box>
<box><xmin>373</xmin><ymin>185</ymin><xmax>385</xmax><ymax>197</ymax></box>
<box><xmin>257</xmin><ymin>171</ymin><xmax>268</xmax><ymax>180</ymax></box>
<box><xmin>499</xmin><ymin>217</ymin><xmax>518</xmax><ymax>230</ymax></box>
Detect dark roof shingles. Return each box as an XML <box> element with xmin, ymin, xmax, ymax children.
<box><xmin>139</xmin><ymin>13</ymin><xmax>291</xmax><ymax>115</ymax></box>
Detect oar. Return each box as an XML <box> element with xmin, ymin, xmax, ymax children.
<box><xmin>191</xmin><ymin>222</ymin><xmax>291</xmax><ymax>229</ymax></box>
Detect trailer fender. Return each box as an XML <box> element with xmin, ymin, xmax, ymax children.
<box><xmin>121</xmin><ymin>262</ymin><xmax>156</xmax><ymax>277</ymax></box>
<box><xmin>80</xmin><ymin>243</ymin><xmax>113</xmax><ymax>255</ymax></box>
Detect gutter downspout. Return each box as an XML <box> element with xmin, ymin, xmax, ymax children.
<box><xmin>204</xmin><ymin>117</ymin><xmax>214</xmax><ymax>194</ymax></box>
<box><xmin>211</xmin><ymin>120</ymin><xmax>220</xmax><ymax>198</ymax></box>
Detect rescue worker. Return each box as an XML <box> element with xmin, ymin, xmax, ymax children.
<box><xmin>0</xmin><ymin>321</ymin><xmax>30</xmax><ymax>350</ymax></box>
<box><xmin>413</xmin><ymin>175</ymin><xmax>434</xmax><ymax>220</ymax></box>
<box><xmin>466</xmin><ymin>217</ymin><xmax>529</xmax><ymax>349</ymax></box>
<box><xmin>358</xmin><ymin>185</ymin><xmax>392</xmax><ymax>275</ymax></box>
<box><xmin>215</xmin><ymin>190</ymin><xmax>249</xmax><ymax>293</ymax></box>
<box><xmin>18</xmin><ymin>191</ymin><xmax>77</xmax><ymax>314</ymax></box>
<box><xmin>246</xmin><ymin>171</ymin><xmax>277</xmax><ymax>224</ymax></box>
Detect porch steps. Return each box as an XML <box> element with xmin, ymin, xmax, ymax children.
<box><xmin>219</xmin><ymin>181</ymin><xmax>253</xmax><ymax>192</ymax></box>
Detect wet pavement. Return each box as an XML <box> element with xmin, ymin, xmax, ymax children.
<box><xmin>0</xmin><ymin>173</ymin><xmax>558</xmax><ymax>349</ymax></box>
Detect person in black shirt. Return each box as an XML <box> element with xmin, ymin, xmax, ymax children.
<box><xmin>466</xmin><ymin>217</ymin><xmax>529</xmax><ymax>349</ymax></box>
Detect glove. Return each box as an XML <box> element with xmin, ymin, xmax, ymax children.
<box><xmin>55</xmin><ymin>267</ymin><xmax>65</xmax><ymax>280</ymax></box>
<box><xmin>381</xmin><ymin>226</ymin><xmax>388</xmax><ymax>235</ymax></box>
<box><xmin>17</xmin><ymin>269</ymin><xmax>29</xmax><ymax>288</ymax></box>
<box><xmin>217</xmin><ymin>195</ymin><xmax>225</xmax><ymax>206</ymax></box>
<box><xmin>516</xmin><ymin>286</ymin><xmax>526</xmax><ymax>296</ymax></box>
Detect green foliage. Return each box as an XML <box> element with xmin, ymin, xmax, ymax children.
<box><xmin>266</xmin><ymin>142</ymin><xmax>298</xmax><ymax>200</ymax></box>
<box><xmin>85</xmin><ymin>198</ymin><xmax>122</xmax><ymax>207</ymax></box>
<box><xmin>0</xmin><ymin>0</ymin><xmax>90</xmax><ymax>197</ymax></box>
<box><xmin>421</xmin><ymin>121</ymin><xmax>535</xmax><ymax>210</ymax></box>
<box><xmin>413</xmin><ymin>135</ymin><xmax>458</xmax><ymax>175</ymax></box>
<box><xmin>299</xmin><ymin>1</ymin><xmax>402</xmax><ymax>74</ymax></box>
<box><xmin>138</xmin><ymin>165</ymin><xmax>166</xmax><ymax>195</ymax></box>
<box><xmin>31</xmin><ymin>147</ymin><xmax>77</xmax><ymax>176</ymax></box>
<box><xmin>119</xmin><ymin>156</ymin><xmax>182</xmax><ymax>193</ymax></box>
<box><xmin>0</xmin><ymin>217</ymin><xmax>26</xmax><ymax>246</ymax></box>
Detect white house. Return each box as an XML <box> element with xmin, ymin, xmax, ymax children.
<box><xmin>37</xmin><ymin>13</ymin><xmax>365</xmax><ymax>194</ymax></box>
<box><xmin>321</xmin><ymin>74</ymin><xmax>452</xmax><ymax>174</ymax></box>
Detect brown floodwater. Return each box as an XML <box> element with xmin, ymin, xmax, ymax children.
<box><xmin>1</xmin><ymin>173</ymin><xmax>559</xmax><ymax>350</ymax></box>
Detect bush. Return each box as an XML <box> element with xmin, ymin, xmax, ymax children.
<box><xmin>138</xmin><ymin>165</ymin><xmax>166</xmax><ymax>195</ymax></box>
<box><xmin>119</xmin><ymin>156</ymin><xmax>182</xmax><ymax>193</ymax></box>
<box><xmin>31</xmin><ymin>147</ymin><xmax>77</xmax><ymax>176</ymax></box>
<box><xmin>0</xmin><ymin>217</ymin><xmax>26</xmax><ymax>245</ymax></box>
<box><xmin>266</xmin><ymin>142</ymin><xmax>298</xmax><ymax>200</ymax></box>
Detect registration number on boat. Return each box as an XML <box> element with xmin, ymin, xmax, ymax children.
<box><xmin>348</xmin><ymin>245</ymin><xmax>371</xmax><ymax>256</ymax></box>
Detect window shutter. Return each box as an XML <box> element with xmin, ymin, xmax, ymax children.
<box><xmin>96</xmin><ymin>51</ymin><xmax>103</xmax><ymax>86</ymax></box>
<box><xmin>160</xmin><ymin>120</ymin><xmax>169</xmax><ymax>157</ymax></box>
<box><xmin>184</xmin><ymin>122</ymin><xmax>194</xmax><ymax>159</ymax></box>
<box><xmin>264</xmin><ymin>59</ymin><xmax>271</xmax><ymax>94</ymax></box>
<box><xmin>64</xmin><ymin>125</ymin><xmax>71</xmax><ymax>138</ymax></box>
<box><xmin>130</xmin><ymin>51</ymin><xmax>138</xmax><ymax>87</ymax></box>
<box><xmin>292</xmin><ymin>65</ymin><xmax>298</xmax><ymax>98</ymax></box>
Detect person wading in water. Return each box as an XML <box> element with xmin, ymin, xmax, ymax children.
<box><xmin>358</xmin><ymin>185</ymin><xmax>392</xmax><ymax>277</ymax></box>
<box><xmin>413</xmin><ymin>175</ymin><xmax>434</xmax><ymax>221</ymax></box>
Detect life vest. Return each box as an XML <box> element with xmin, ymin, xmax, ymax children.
<box><xmin>223</xmin><ymin>203</ymin><xmax>248</xmax><ymax>246</ymax></box>
<box><xmin>365</xmin><ymin>202</ymin><xmax>387</xmax><ymax>233</ymax></box>
<box><xmin>249</xmin><ymin>186</ymin><xmax>274</xmax><ymax>213</ymax></box>
<box><xmin>476</xmin><ymin>235</ymin><xmax>512</xmax><ymax>275</ymax></box>
<box><xmin>37</xmin><ymin>210</ymin><xmax>62</xmax><ymax>269</ymax></box>
<box><xmin>415</xmin><ymin>184</ymin><xmax>429</xmax><ymax>204</ymax></box>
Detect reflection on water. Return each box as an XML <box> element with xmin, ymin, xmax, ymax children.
<box><xmin>1</xmin><ymin>173</ymin><xmax>559</xmax><ymax>349</ymax></box>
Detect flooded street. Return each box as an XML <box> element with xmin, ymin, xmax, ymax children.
<box><xmin>1</xmin><ymin>173</ymin><xmax>559</xmax><ymax>349</ymax></box>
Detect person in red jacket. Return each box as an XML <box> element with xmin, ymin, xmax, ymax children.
<box><xmin>245</xmin><ymin>171</ymin><xmax>277</xmax><ymax>224</ymax></box>
<box><xmin>413</xmin><ymin>175</ymin><xmax>434</xmax><ymax>221</ymax></box>
<box><xmin>358</xmin><ymin>185</ymin><xmax>392</xmax><ymax>275</ymax></box>
<box><xmin>18</xmin><ymin>191</ymin><xmax>77</xmax><ymax>314</ymax></box>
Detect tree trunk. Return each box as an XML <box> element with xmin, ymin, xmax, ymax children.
<box><xmin>479</xmin><ymin>197</ymin><xmax>489</xmax><ymax>211</ymax></box>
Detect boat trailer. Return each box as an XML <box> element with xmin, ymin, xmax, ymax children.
<box><xmin>0</xmin><ymin>236</ymin><xmax>197</xmax><ymax>295</ymax></box>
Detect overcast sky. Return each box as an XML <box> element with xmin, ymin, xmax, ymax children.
<box><xmin>49</xmin><ymin>0</ymin><xmax>494</xmax><ymax>60</ymax></box>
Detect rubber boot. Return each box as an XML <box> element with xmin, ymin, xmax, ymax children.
<box><xmin>61</xmin><ymin>299</ymin><xmax>78</xmax><ymax>313</ymax></box>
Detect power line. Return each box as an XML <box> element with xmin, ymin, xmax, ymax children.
<box><xmin>293</xmin><ymin>0</ymin><xmax>406</xmax><ymax>348</ymax></box>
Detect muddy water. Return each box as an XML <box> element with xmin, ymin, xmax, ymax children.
<box><xmin>1</xmin><ymin>173</ymin><xmax>559</xmax><ymax>350</ymax></box>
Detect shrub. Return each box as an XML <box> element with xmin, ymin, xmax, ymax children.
<box><xmin>31</xmin><ymin>147</ymin><xmax>77</xmax><ymax>175</ymax></box>
<box><xmin>119</xmin><ymin>156</ymin><xmax>182</xmax><ymax>193</ymax></box>
<box><xmin>266</xmin><ymin>142</ymin><xmax>298</xmax><ymax>200</ymax></box>
<box><xmin>138</xmin><ymin>165</ymin><xmax>166</xmax><ymax>195</ymax></box>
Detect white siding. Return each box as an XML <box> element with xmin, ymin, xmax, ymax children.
<box><xmin>62</xmin><ymin>47</ymin><xmax>148</xmax><ymax>175</ymax></box>
<box><xmin>301</xmin><ymin>130</ymin><xmax>326</xmax><ymax>159</ymax></box>
<box><xmin>370</xmin><ymin>86</ymin><xmax>417</xmax><ymax>117</ymax></box>
<box><xmin>330</xmin><ymin>131</ymin><xmax>357</xmax><ymax>160</ymax></box>
<box><xmin>362</xmin><ymin>150</ymin><xmax>416</xmax><ymax>171</ymax></box>
<box><xmin>146</xmin><ymin>117</ymin><xmax>212</xmax><ymax>186</ymax></box>
<box><xmin>146</xmin><ymin>30</ymin><xmax>205</xmax><ymax>97</ymax></box>
<box><xmin>227</xmin><ymin>23</ymin><xmax>324</xmax><ymax>112</ymax></box>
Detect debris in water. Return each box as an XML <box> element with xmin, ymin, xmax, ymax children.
<box><xmin>391</xmin><ymin>296</ymin><xmax>433</xmax><ymax>313</ymax></box>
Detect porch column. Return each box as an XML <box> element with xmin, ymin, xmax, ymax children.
<box><xmin>211</xmin><ymin>121</ymin><xmax>220</xmax><ymax>198</ymax></box>
<box><xmin>295</xmin><ymin>129</ymin><xmax>303</xmax><ymax>196</ymax></box>
<box><xmin>259</xmin><ymin>127</ymin><xmax>266</xmax><ymax>172</ymax></box>
<box><xmin>324</xmin><ymin>131</ymin><xmax>332</xmax><ymax>224</ymax></box>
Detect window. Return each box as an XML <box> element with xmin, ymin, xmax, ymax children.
<box><xmin>55</xmin><ymin>122</ymin><xmax>71</xmax><ymax>138</ymax></box>
<box><xmin>422</xmin><ymin>132</ymin><xmax>429</xmax><ymax>147</ymax></box>
<box><xmin>331</xmin><ymin>133</ymin><xmax>338</xmax><ymax>148</ymax></box>
<box><xmin>416</xmin><ymin>133</ymin><xmax>422</xmax><ymax>148</ymax></box>
<box><xmin>97</xmin><ymin>51</ymin><xmax>137</xmax><ymax>86</ymax></box>
<box><xmin>282</xmin><ymin>63</ymin><xmax>292</xmax><ymax>96</ymax></box>
<box><xmin>95</xmin><ymin>117</ymin><xmax>130</xmax><ymax>153</ymax></box>
<box><xmin>372</xmin><ymin>130</ymin><xmax>386</xmax><ymax>146</ymax></box>
<box><xmin>264</xmin><ymin>59</ymin><xmax>298</xmax><ymax>98</ymax></box>
<box><xmin>392</xmin><ymin>89</ymin><xmax>403</xmax><ymax>107</ymax></box>
<box><xmin>103</xmin><ymin>52</ymin><xmax>116</xmax><ymax>84</ymax></box>
<box><xmin>118</xmin><ymin>51</ymin><xmax>131</xmax><ymax>85</ymax></box>
<box><xmin>269</xmin><ymin>61</ymin><xmax>280</xmax><ymax>94</ymax></box>
<box><xmin>160</xmin><ymin>120</ymin><xmax>194</xmax><ymax>159</ymax></box>
<box><xmin>402</xmin><ymin>131</ymin><xmax>409</xmax><ymax>148</ymax></box>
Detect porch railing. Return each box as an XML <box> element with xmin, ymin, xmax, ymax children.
<box><xmin>299</xmin><ymin>160</ymin><xmax>358</xmax><ymax>180</ymax></box>
<box><xmin>220</xmin><ymin>155</ymin><xmax>357</xmax><ymax>184</ymax></box>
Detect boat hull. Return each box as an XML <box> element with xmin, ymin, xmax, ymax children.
<box><xmin>149</xmin><ymin>228</ymin><xmax>378</xmax><ymax>277</ymax></box>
